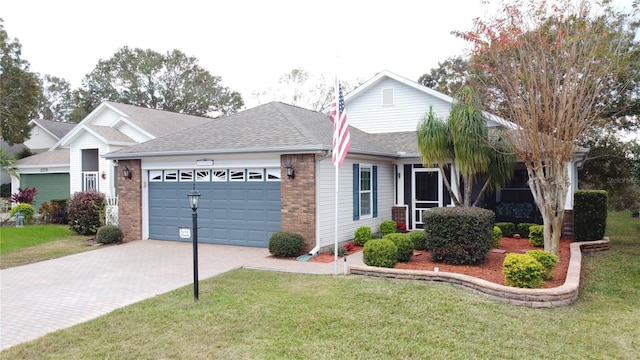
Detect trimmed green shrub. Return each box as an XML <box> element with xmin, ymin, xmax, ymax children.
<box><xmin>371</xmin><ymin>231</ymin><xmax>384</xmax><ymax>239</ymax></box>
<box><xmin>409</xmin><ymin>230</ymin><xmax>427</xmax><ymax>250</ymax></box>
<box><xmin>424</xmin><ymin>207</ymin><xmax>495</xmax><ymax>265</ymax></box>
<box><xmin>574</xmin><ymin>190</ymin><xmax>608</xmax><ymax>241</ymax></box>
<box><xmin>363</xmin><ymin>239</ymin><xmax>398</xmax><ymax>268</ymax></box>
<box><xmin>96</xmin><ymin>225</ymin><xmax>123</xmax><ymax>244</ymax></box>
<box><xmin>502</xmin><ymin>253</ymin><xmax>545</xmax><ymax>288</ymax></box>
<box><xmin>517</xmin><ymin>223</ymin><xmax>537</xmax><ymax>238</ymax></box>
<box><xmin>9</xmin><ymin>203</ymin><xmax>35</xmax><ymax>225</ymax></box>
<box><xmin>529</xmin><ymin>225</ymin><xmax>544</xmax><ymax>247</ymax></box>
<box><xmin>495</xmin><ymin>222</ymin><xmax>515</xmax><ymax>237</ymax></box>
<box><xmin>526</xmin><ymin>250</ymin><xmax>558</xmax><ymax>280</ymax></box>
<box><xmin>354</xmin><ymin>226</ymin><xmax>372</xmax><ymax>246</ymax></box>
<box><xmin>268</xmin><ymin>231</ymin><xmax>305</xmax><ymax>257</ymax></box>
<box><xmin>383</xmin><ymin>233</ymin><xmax>414</xmax><ymax>262</ymax></box>
<box><xmin>492</xmin><ymin>226</ymin><xmax>502</xmax><ymax>248</ymax></box>
<box><xmin>379</xmin><ymin>220</ymin><xmax>397</xmax><ymax>236</ymax></box>
<box><xmin>328</xmin><ymin>245</ymin><xmax>347</xmax><ymax>257</ymax></box>
<box><xmin>68</xmin><ymin>191</ymin><xmax>107</xmax><ymax>235</ymax></box>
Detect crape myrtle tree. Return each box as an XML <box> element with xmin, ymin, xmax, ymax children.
<box><xmin>73</xmin><ymin>47</ymin><xmax>244</xmax><ymax>121</ymax></box>
<box><xmin>417</xmin><ymin>86</ymin><xmax>516</xmax><ymax>207</ymax></box>
<box><xmin>455</xmin><ymin>0</ymin><xmax>638</xmax><ymax>254</ymax></box>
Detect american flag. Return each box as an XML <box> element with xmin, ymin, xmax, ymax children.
<box><xmin>329</xmin><ymin>84</ymin><xmax>351</xmax><ymax>168</ymax></box>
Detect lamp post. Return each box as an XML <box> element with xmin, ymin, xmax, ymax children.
<box><xmin>187</xmin><ymin>185</ymin><xmax>201</xmax><ymax>301</ymax></box>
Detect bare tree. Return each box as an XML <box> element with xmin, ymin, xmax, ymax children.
<box><xmin>456</xmin><ymin>0</ymin><xmax>638</xmax><ymax>254</ymax></box>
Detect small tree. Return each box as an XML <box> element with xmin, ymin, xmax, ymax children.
<box><xmin>456</xmin><ymin>0</ymin><xmax>637</xmax><ymax>254</ymax></box>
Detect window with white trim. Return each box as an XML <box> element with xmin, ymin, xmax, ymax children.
<box><xmin>195</xmin><ymin>170</ymin><xmax>210</xmax><ymax>182</ymax></box>
<box><xmin>229</xmin><ymin>169</ymin><xmax>245</xmax><ymax>181</ymax></box>
<box><xmin>149</xmin><ymin>170</ymin><xmax>163</xmax><ymax>182</ymax></box>
<box><xmin>266</xmin><ymin>168</ymin><xmax>281</xmax><ymax>181</ymax></box>
<box><xmin>179</xmin><ymin>170</ymin><xmax>193</xmax><ymax>181</ymax></box>
<box><xmin>360</xmin><ymin>165</ymin><xmax>372</xmax><ymax>217</ymax></box>
<box><xmin>247</xmin><ymin>169</ymin><xmax>264</xmax><ymax>181</ymax></box>
<box><xmin>212</xmin><ymin>170</ymin><xmax>227</xmax><ymax>182</ymax></box>
<box><xmin>164</xmin><ymin>170</ymin><xmax>178</xmax><ymax>182</ymax></box>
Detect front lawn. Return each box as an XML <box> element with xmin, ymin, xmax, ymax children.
<box><xmin>1</xmin><ymin>211</ymin><xmax>638</xmax><ymax>359</ymax></box>
<box><xmin>0</xmin><ymin>225</ymin><xmax>95</xmax><ymax>269</ymax></box>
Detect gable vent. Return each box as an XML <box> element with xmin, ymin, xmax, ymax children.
<box><xmin>382</xmin><ymin>88</ymin><xmax>394</xmax><ymax>106</ymax></box>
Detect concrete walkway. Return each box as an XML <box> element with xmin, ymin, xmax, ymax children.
<box><xmin>0</xmin><ymin>240</ymin><xmax>362</xmax><ymax>351</ymax></box>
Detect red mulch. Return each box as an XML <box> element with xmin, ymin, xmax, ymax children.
<box><xmin>311</xmin><ymin>237</ymin><xmax>571</xmax><ymax>288</ymax></box>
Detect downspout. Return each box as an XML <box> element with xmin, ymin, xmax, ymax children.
<box><xmin>308</xmin><ymin>150</ymin><xmax>332</xmax><ymax>256</ymax></box>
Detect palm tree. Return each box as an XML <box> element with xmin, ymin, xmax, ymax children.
<box><xmin>0</xmin><ymin>148</ymin><xmax>18</xmax><ymax>179</ymax></box>
<box><xmin>417</xmin><ymin>86</ymin><xmax>515</xmax><ymax>206</ymax></box>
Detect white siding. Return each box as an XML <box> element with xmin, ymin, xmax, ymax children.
<box><xmin>69</xmin><ymin>132</ymin><xmax>117</xmax><ymax>197</ymax></box>
<box><xmin>347</xmin><ymin>78</ymin><xmax>452</xmax><ymax>133</ymax></box>
<box><xmin>91</xmin><ymin>109</ymin><xmax>122</xmax><ymax>127</ymax></box>
<box><xmin>24</xmin><ymin>126</ymin><xmax>59</xmax><ymax>152</ymax></box>
<box><xmin>316</xmin><ymin>157</ymin><xmax>394</xmax><ymax>248</ymax></box>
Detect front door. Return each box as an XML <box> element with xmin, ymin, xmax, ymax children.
<box><xmin>412</xmin><ymin>168</ymin><xmax>442</xmax><ymax>229</ymax></box>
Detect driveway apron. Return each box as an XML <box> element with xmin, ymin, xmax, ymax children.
<box><xmin>1</xmin><ymin>240</ymin><xmax>351</xmax><ymax>350</ymax></box>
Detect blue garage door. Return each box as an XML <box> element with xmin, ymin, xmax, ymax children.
<box><xmin>148</xmin><ymin>169</ymin><xmax>281</xmax><ymax>247</ymax></box>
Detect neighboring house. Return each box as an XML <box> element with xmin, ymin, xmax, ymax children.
<box><xmin>103</xmin><ymin>71</ymin><xmax>585</xmax><ymax>251</ymax></box>
<box><xmin>0</xmin><ymin>140</ymin><xmax>28</xmax><ymax>188</ymax></box>
<box><xmin>11</xmin><ymin>102</ymin><xmax>213</xmax><ymax>210</ymax></box>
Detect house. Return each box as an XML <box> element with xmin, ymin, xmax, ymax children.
<box><xmin>11</xmin><ymin>102</ymin><xmax>213</xmax><ymax>210</ymax></box>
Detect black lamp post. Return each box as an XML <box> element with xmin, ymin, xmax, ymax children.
<box><xmin>187</xmin><ymin>185</ymin><xmax>201</xmax><ymax>301</ymax></box>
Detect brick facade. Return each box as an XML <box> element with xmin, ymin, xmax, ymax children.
<box><xmin>392</xmin><ymin>205</ymin><xmax>407</xmax><ymax>227</ymax></box>
<box><xmin>280</xmin><ymin>154</ymin><xmax>316</xmax><ymax>252</ymax></box>
<box><xmin>117</xmin><ymin>159</ymin><xmax>142</xmax><ymax>242</ymax></box>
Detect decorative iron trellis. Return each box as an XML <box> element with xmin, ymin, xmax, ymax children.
<box><xmin>105</xmin><ymin>196</ymin><xmax>118</xmax><ymax>226</ymax></box>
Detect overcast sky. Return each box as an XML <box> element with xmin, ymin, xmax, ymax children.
<box><xmin>1</xmin><ymin>0</ymin><xmax>493</xmax><ymax>109</ymax></box>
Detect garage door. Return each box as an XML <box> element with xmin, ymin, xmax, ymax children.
<box><xmin>148</xmin><ymin>169</ymin><xmax>281</xmax><ymax>247</ymax></box>
<box><xmin>21</xmin><ymin>173</ymin><xmax>70</xmax><ymax>211</ymax></box>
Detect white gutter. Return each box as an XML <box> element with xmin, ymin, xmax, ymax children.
<box><xmin>309</xmin><ymin>150</ymin><xmax>332</xmax><ymax>256</ymax></box>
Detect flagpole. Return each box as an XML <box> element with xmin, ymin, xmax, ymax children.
<box><xmin>333</xmin><ymin>76</ymin><xmax>340</xmax><ymax>275</ymax></box>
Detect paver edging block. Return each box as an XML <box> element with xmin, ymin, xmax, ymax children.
<box><xmin>349</xmin><ymin>238</ymin><xmax>609</xmax><ymax>308</ymax></box>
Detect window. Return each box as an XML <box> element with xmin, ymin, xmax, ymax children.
<box><xmin>212</xmin><ymin>170</ymin><xmax>227</xmax><ymax>182</ymax></box>
<box><xmin>179</xmin><ymin>170</ymin><xmax>193</xmax><ymax>182</ymax></box>
<box><xmin>164</xmin><ymin>170</ymin><xmax>178</xmax><ymax>182</ymax></box>
<box><xmin>353</xmin><ymin>164</ymin><xmax>378</xmax><ymax>220</ymax></box>
<box><xmin>360</xmin><ymin>166</ymin><xmax>372</xmax><ymax>217</ymax></box>
<box><xmin>266</xmin><ymin>168</ymin><xmax>281</xmax><ymax>181</ymax></box>
<box><xmin>195</xmin><ymin>170</ymin><xmax>210</xmax><ymax>182</ymax></box>
<box><xmin>229</xmin><ymin>169</ymin><xmax>245</xmax><ymax>181</ymax></box>
<box><xmin>247</xmin><ymin>169</ymin><xmax>264</xmax><ymax>181</ymax></box>
<box><xmin>382</xmin><ymin>88</ymin><xmax>394</xmax><ymax>106</ymax></box>
<box><xmin>149</xmin><ymin>171</ymin><xmax>163</xmax><ymax>182</ymax></box>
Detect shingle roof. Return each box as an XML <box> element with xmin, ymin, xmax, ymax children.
<box><xmin>106</xmin><ymin>102</ymin><xmax>214</xmax><ymax>138</ymax></box>
<box><xmin>31</xmin><ymin>119</ymin><xmax>77</xmax><ymax>139</ymax></box>
<box><xmin>105</xmin><ymin>102</ymin><xmax>408</xmax><ymax>159</ymax></box>
<box><xmin>86</xmin><ymin>125</ymin><xmax>135</xmax><ymax>143</ymax></box>
<box><xmin>16</xmin><ymin>148</ymin><xmax>70</xmax><ymax>166</ymax></box>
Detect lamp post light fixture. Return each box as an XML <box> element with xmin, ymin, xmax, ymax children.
<box><xmin>187</xmin><ymin>185</ymin><xmax>201</xmax><ymax>301</ymax></box>
<box><xmin>122</xmin><ymin>166</ymin><xmax>132</xmax><ymax>180</ymax></box>
<box><xmin>285</xmin><ymin>162</ymin><xmax>295</xmax><ymax>179</ymax></box>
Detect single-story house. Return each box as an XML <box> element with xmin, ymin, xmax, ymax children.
<box><xmin>101</xmin><ymin>70</ymin><xmax>585</xmax><ymax>251</ymax></box>
<box><xmin>12</xmin><ymin>102</ymin><xmax>213</xmax><ymax>210</ymax></box>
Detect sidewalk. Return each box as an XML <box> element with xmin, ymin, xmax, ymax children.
<box><xmin>0</xmin><ymin>240</ymin><xmax>362</xmax><ymax>351</ymax></box>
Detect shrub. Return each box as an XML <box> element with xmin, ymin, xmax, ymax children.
<box><xmin>517</xmin><ymin>223</ymin><xmax>537</xmax><ymax>238</ymax></box>
<box><xmin>96</xmin><ymin>225</ymin><xmax>123</xmax><ymax>244</ymax></box>
<box><xmin>353</xmin><ymin>226</ymin><xmax>372</xmax><ymax>246</ymax></box>
<box><xmin>574</xmin><ymin>190</ymin><xmax>608</xmax><ymax>241</ymax></box>
<box><xmin>529</xmin><ymin>225</ymin><xmax>544</xmax><ymax>247</ymax></box>
<box><xmin>329</xmin><ymin>244</ymin><xmax>353</xmax><ymax>257</ymax></box>
<box><xmin>383</xmin><ymin>233</ymin><xmax>414</xmax><ymax>262</ymax></box>
<box><xmin>495</xmin><ymin>222</ymin><xmax>515</xmax><ymax>237</ymax></box>
<box><xmin>492</xmin><ymin>226</ymin><xmax>502</xmax><ymax>248</ymax></box>
<box><xmin>39</xmin><ymin>199</ymin><xmax>68</xmax><ymax>224</ymax></box>
<box><xmin>268</xmin><ymin>231</ymin><xmax>305</xmax><ymax>257</ymax></box>
<box><xmin>424</xmin><ymin>207</ymin><xmax>495</xmax><ymax>265</ymax></box>
<box><xmin>363</xmin><ymin>239</ymin><xmax>398</xmax><ymax>268</ymax></box>
<box><xmin>10</xmin><ymin>187</ymin><xmax>38</xmax><ymax>205</ymax></box>
<box><xmin>67</xmin><ymin>190</ymin><xmax>107</xmax><ymax>235</ymax></box>
<box><xmin>9</xmin><ymin>203</ymin><xmax>35</xmax><ymax>225</ymax></box>
<box><xmin>379</xmin><ymin>220</ymin><xmax>397</xmax><ymax>236</ymax></box>
<box><xmin>409</xmin><ymin>230</ymin><xmax>427</xmax><ymax>250</ymax></box>
<box><xmin>526</xmin><ymin>250</ymin><xmax>558</xmax><ymax>280</ymax></box>
<box><xmin>371</xmin><ymin>231</ymin><xmax>384</xmax><ymax>239</ymax></box>
<box><xmin>502</xmin><ymin>253</ymin><xmax>545</xmax><ymax>288</ymax></box>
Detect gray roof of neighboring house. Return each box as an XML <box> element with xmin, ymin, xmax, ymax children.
<box><xmin>87</xmin><ymin>125</ymin><xmax>135</xmax><ymax>143</ymax></box>
<box><xmin>16</xmin><ymin>148</ymin><xmax>70</xmax><ymax>166</ymax></box>
<box><xmin>106</xmin><ymin>102</ymin><xmax>215</xmax><ymax>138</ymax></box>
<box><xmin>105</xmin><ymin>102</ymin><xmax>412</xmax><ymax>159</ymax></box>
<box><xmin>31</xmin><ymin>119</ymin><xmax>77</xmax><ymax>139</ymax></box>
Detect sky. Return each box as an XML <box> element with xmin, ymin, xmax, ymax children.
<box><xmin>1</xmin><ymin>0</ymin><xmax>491</xmax><ymax>109</ymax></box>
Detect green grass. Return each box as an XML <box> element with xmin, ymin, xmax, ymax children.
<box><xmin>0</xmin><ymin>225</ymin><xmax>96</xmax><ymax>268</ymax></box>
<box><xmin>2</xmin><ymin>212</ymin><xmax>639</xmax><ymax>359</ymax></box>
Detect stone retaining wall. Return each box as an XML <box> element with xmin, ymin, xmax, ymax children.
<box><xmin>349</xmin><ymin>239</ymin><xmax>610</xmax><ymax>308</ymax></box>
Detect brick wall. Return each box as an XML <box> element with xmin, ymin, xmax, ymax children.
<box><xmin>117</xmin><ymin>159</ymin><xmax>142</xmax><ymax>242</ymax></box>
<box><xmin>392</xmin><ymin>205</ymin><xmax>407</xmax><ymax>226</ymax></box>
<box><xmin>280</xmin><ymin>154</ymin><xmax>316</xmax><ymax>252</ymax></box>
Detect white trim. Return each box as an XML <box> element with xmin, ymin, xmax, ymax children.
<box><xmin>411</xmin><ymin>167</ymin><xmax>443</xmax><ymax>229</ymax></box>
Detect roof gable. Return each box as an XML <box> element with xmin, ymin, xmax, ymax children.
<box><xmin>29</xmin><ymin>119</ymin><xmax>77</xmax><ymax>140</ymax></box>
